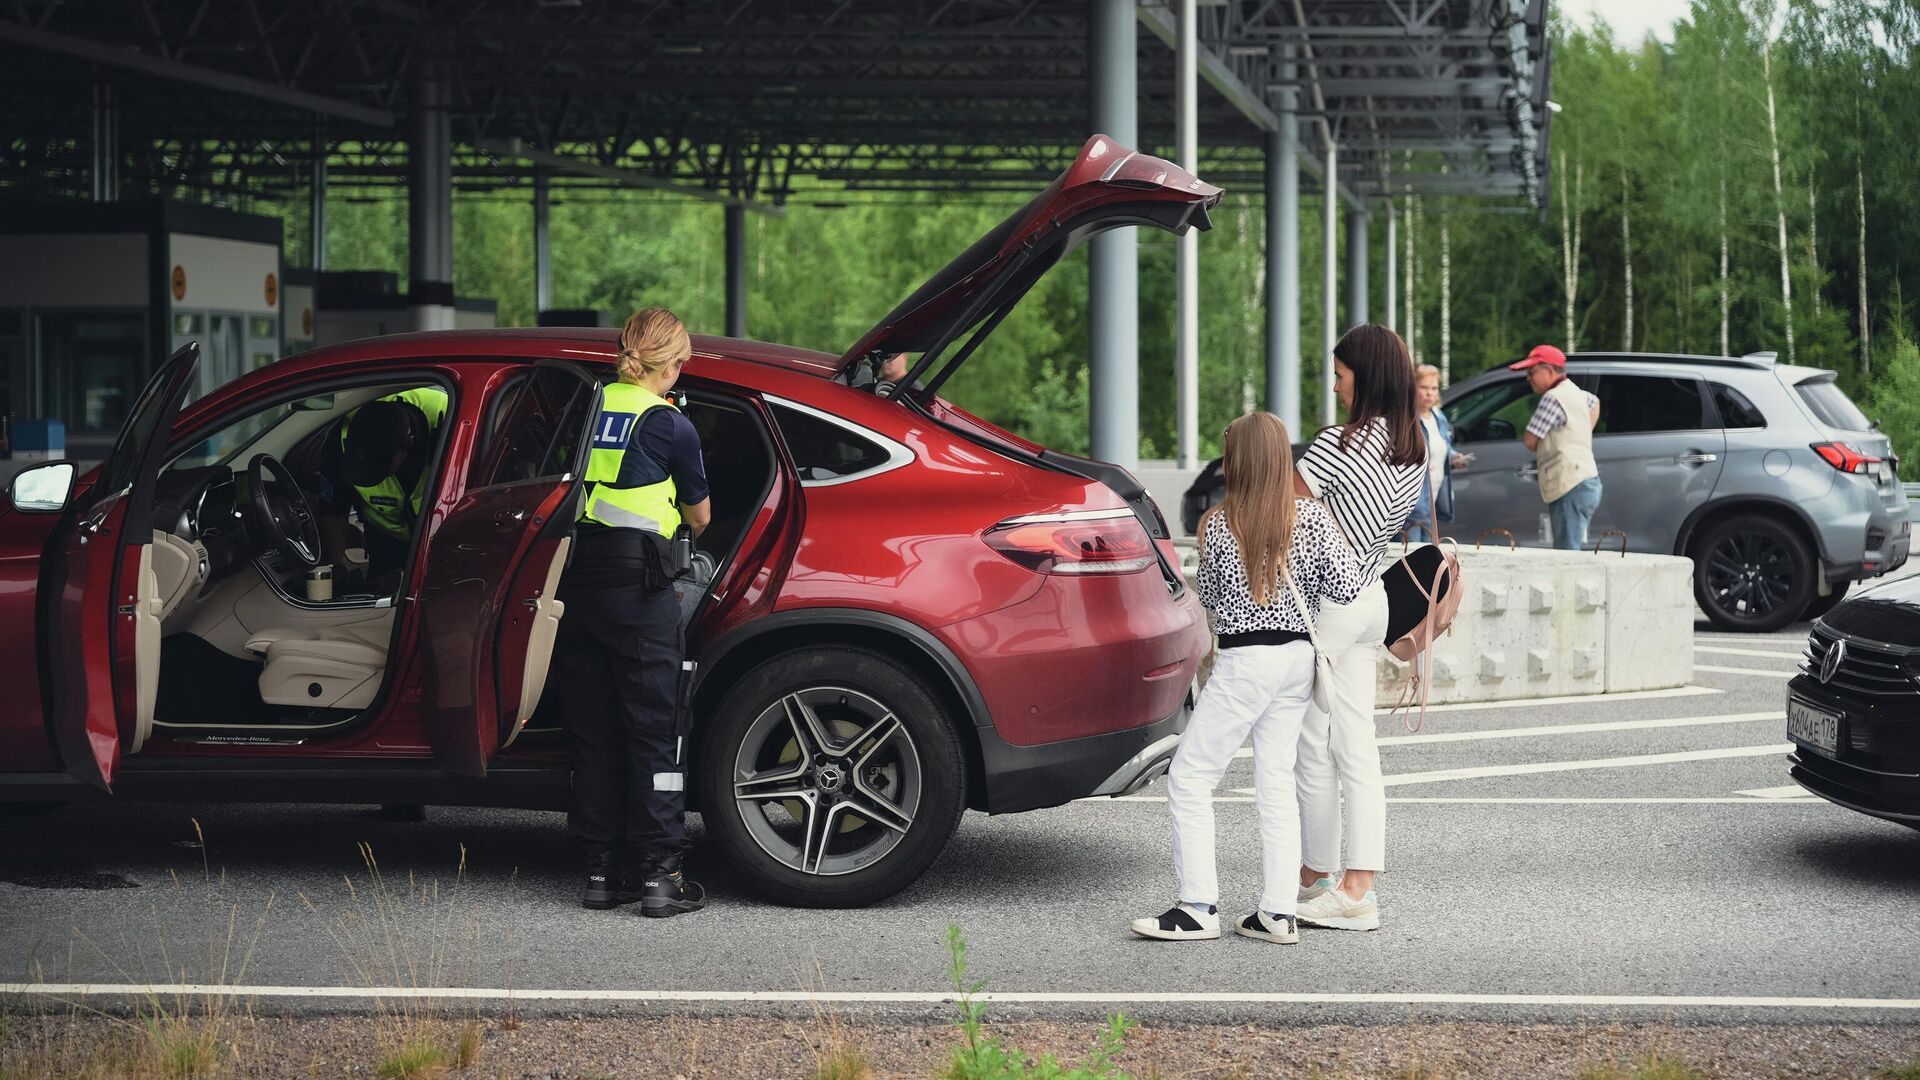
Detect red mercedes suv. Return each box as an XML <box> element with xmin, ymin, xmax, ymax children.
<box><xmin>0</xmin><ymin>137</ymin><xmax>1218</xmax><ymax>906</ymax></box>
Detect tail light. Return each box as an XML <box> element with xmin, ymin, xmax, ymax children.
<box><xmin>983</xmin><ymin>511</ymin><xmax>1156</xmax><ymax>575</ymax></box>
<box><xmin>1812</xmin><ymin>442</ymin><xmax>1882</xmax><ymax>475</ymax></box>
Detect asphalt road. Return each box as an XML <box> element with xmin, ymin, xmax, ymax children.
<box><xmin>3</xmin><ymin>616</ymin><xmax>1918</xmax><ymax>1026</ymax></box>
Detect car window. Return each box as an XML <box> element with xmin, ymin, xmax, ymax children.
<box><xmin>473</xmin><ymin>368</ymin><xmax>593</xmax><ymax>487</ymax></box>
<box><xmin>1592</xmin><ymin>375</ymin><xmax>1708</xmax><ymax>435</ymax></box>
<box><xmin>1795</xmin><ymin>376</ymin><xmax>1872</xmax><ymax>431</ymax></box>
<box><xmin>1446</xmin><ymin>378</ymin><xmax>1536</xmax><ymax>444</ymax></box>
<box><xmin>771</xmin><ymin>404</ymin><xmax>894</xmax><ymax>482</ymax></box>
<box><xmin>1710</xmin><ymin>383</ymin><xmax>1767</xmax><ymax>429</ymax></box>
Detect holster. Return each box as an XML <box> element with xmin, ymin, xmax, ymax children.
<box><xmin>572</xmin><ymin>525</ymin><xmax>678</xmax><ymax>592</ymax></box>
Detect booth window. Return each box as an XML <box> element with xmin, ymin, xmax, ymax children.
<box><xmin>38</xmin><ymin>311</ymin><xmax>144</xmax><ymax>434</ymax></box>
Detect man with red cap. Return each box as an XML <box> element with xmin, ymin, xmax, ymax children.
<box><xmin>1511</xmin><ymin>344</ymin><xmax>1603</xmax><ymax>549</ymax></box>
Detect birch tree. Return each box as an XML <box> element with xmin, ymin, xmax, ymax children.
<box><xmin>1762</xmin><ymin>38</ymin><xmax>1796</xmax><ymax>362</ymax></box>
<box><xmin>1559</xmin><ymin>150</ymin><xmax>1582</xmax><ymax>352</ymax></box>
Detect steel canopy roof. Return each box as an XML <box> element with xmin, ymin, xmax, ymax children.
<box><xmin>0</xmin><ymin>0</ymin><xmax>1550</xmax><ymax>208</ymax></box>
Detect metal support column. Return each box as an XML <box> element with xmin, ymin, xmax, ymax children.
<box><xmin>1322</xmin><ymin>141</ymin><xmax>1339</xmax><ymax>426</ymax></box>
<box><xmin>1346</xmin><ymin>208</ymin><xmax>1369</xmax><ymax>328</ymax></box>
<box><xmin>1089</xmin><ymin>0</ymin><xmax>1139</xmax><ymax>469</ymax></box>
<box><xmin>89</xmin><ymin>71</ymin><xmax>116</xmax><ymax>202</ymax></box>
<box><xmin>1384</xmin><ymin>202</ymin><xmax>1397</xmax><ymax>335</ymax></box>
<box><xmin>533</xmin><ymin>168</ymin><xmax>552</xmax><ymax>315</ymax></box>
<box><xmin>408</xmin><ymin>70</ymin><xmax>455</xmax><ymax>332</ymax></box>
<box><xmin>1267</xmin><ymin>46</ymin><xmax>1301</xmax><ymax>431</ymax></box>
<box><xmin>309</xmin><ymin>125</ymin><xmax>327</xmax><ymax>271</ymax></box>
<box><xmin>1173</xmin><ymin>0</ymin><xmax>1198</xmax><ymax>469</ymax></box>
<box><xmin>724</xmin><ymin>203</ymin><xmax>747</xmax><ymax>338</ymax></box>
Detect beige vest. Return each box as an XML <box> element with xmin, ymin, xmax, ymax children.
<box><xmin>1537</xmin><ymin>378</ymin><xmax>1599</xmax><ymax>503</ymax></box>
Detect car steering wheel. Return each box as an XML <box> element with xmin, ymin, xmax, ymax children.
<box><xmin>246</xmin><ymin>453</ymin><xmax>322</xmax><ymax>569</ymax></box>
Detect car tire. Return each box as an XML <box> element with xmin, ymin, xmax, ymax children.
<box><xmin>1802</xmin><ymin>580</ymin><xmax>1851</xmax><ymax>622</ymax></box>
<box><xmin>697</xmin><ymin>645</ymin><xmax>967</xmax><ymax>908</ymax></box>
<box><xmin>1693</xmin><ymin>514</ymin><xmax>1816</xmax><ymax>632</ymax></box>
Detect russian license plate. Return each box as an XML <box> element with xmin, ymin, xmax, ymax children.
<box><xmin>1787</xmin><ymin>696</ymin><xmax>1842</xmax><ymax>756</ymax></box>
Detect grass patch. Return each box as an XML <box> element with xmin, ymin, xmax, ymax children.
<box><xmin>813</xmin><ymin>1042</ymin><xmax>875</xmax><ymax>1080</ymax></box>
<box><xmin>452</xmin><ymin>1020</ymin><xmax>484</xmax><ymax>1070</ymax></box>
<box><xmin>1578</xmin><ymin>1053</ymin><xmax>1711</xmax><ymax>1080</ymax></box>
<box><xmin>1879</xmin><ymin>1061</ymin><xmax>1920</xmax><ymax>1080</ymax></box>
<box><xmin>375</xmin><ymin>1035</ymin><xmax>449</xmax><ymax>1079</ymax></box>
<box><xmin>942</xmin><ymin>924</ymin><xmax>1135</xmax><ymax>1080</ymax></box>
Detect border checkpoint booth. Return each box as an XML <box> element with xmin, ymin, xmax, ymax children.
<box><xmin>0</xmin><ymin>201</ymin><xmax>283</xmax><ymax>462</ymax></box>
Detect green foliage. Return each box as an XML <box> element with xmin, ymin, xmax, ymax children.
<box><xmin>1879</xmin><ymin>1058</ymin><xmax>1920</xmax><ymax>1080</ymax></box>
<box><xmin>1862</xmin><ymin>339</ymin><xmax>1920</xmax><ymax>477</ymax></box>
<box><xmin>942</xmin><ymin>925</ymin><xmax>1135</xmax><ymax>1080</ymax></box>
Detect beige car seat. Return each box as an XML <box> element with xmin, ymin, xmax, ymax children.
<box><xmin>249</xmin><ymin>623</ymin><xmax>390</xmax><ymax>710</ymax></box>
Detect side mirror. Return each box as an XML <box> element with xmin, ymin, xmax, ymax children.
<box><xmin>1483</xmin><ymin>418</ymin><xmax>1517</xmax><ymax>442</ymax></box>
<box><xmin>10</xmin><ymin>461</ymin><xmax>77</xmax><ymax>513</ymax></box>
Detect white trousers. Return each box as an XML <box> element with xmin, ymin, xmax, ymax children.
<box><xmin>1165</xmin><ymin>641</ymin><xmax>1315</xmax><ymax>915</ymax></box>
<box><xmin>1296</xmin><ymin>578</ymin><xmax>1389</xmax><ymax>874</ymax></box>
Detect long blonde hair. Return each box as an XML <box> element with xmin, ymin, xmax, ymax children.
<box><xmin>1200</xmin><ymin>412</ymin><xmax>1298</xmax><ymax>606</ymax></box>
<box><xmin>616</xmin><ymin>307</ymin><xmax>691</xmax><ymax>385</ymax></box>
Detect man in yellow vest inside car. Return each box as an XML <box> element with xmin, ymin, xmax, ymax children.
<box><xmin>558</xmin><ymin>308</ymin><xmax>711</xmax><ymax>917</ymax></box>
<box><xmin>318</xmin><ymin>386</ymin><xmax>450</xmax><ymax>591</ymax></box>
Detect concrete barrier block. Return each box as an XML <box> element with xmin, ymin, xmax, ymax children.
<box><xmin>1601</xmin><ymin>553</ymin><xmax>1695</xmax><ymax>694</ymax></box>
<box><xmin>1480</xmin><ymin>651</ymin><xmax>1509</xmax><ymax>680</ymax></box>
<box><xmin>1480</xmin><ymin>583</ymin><xmax>1507</xmax><ymax>614</ymax></box>
<box><xmin>1528</xmin><ymin>648</ymin><xmax>1552</xmax><ymax>678</ymax></box>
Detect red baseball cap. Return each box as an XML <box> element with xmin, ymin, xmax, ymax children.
<box><xmin>1509</xmin><ymin>344</ymin><xmax>1567</xmax><ymax>371</ymax></box>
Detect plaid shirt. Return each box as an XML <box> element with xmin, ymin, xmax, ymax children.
<box><xmin>1525</xmin><ymin>382</ymin><xmax>1600</xmax><ymax>439</ymax></box>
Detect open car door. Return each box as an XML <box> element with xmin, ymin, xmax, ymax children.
<box><xmin>44</xmin><ymin>342</ymin><xmax>201</xmax><ymax>789</ymax></box>
<box><xmin>417</xmin><ymin>360</ymin><xmax>598</xmax><ymax>777</ymax></box>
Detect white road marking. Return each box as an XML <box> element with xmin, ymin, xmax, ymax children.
<box><xmin>1367</xmin><ymin>685</ymin><xmax>1719</xmax><ymax>714</ymax></box>
<box><xmin>1738</xmin><ymin>785</ymin><xmax>1815</xmax><ymax>799</ymax></box>
<box><xmin>2</xmin><ymin>983</ymin><xmax>1914</xmax><ymax>1011</ymax></box>
<box><xmin>1231</xmin><ymin>710</ymin><xmax>1783</xmax><ymax>758</ymax></box>
<box><xmin>1695</xmin><ymin>645</ymin><xmax>1805</xmax><ymax>661</ymax></box>
<box><xmin>1107</xmin><ymin>796</ymin><xmax>1822</xmax><ymax>806</ymax></box>
<box><xmin>1694</xmin><ymin>664</ymin><xmax>1796</xmax><ymax>679</ymax></box>
<box><xmin>1379</xmin><ymin>743</ymin><xmax>1793</xmax><ymax>786</ymax></box>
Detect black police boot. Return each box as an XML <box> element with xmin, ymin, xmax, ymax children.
<box><xmin>582</xmin><ymin>852</ymin><xmax>636</xmax><ymax>911</ymax></box>
<box><xmin>638</xmin><ymin>854</ymin><xmax>706</xmax><ymax>918</ymax></box>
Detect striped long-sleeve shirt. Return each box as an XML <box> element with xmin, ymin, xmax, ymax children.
<box><xmin>1295</xmin><ymin>418</ymin><xmax>1424</xmax><ymax>580</ymax></box>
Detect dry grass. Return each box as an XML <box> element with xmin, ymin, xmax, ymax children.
<box><xmin>373</xmin><ymin>1034</ymin><xmax>448</xmax><ymax>1079</ymax></box>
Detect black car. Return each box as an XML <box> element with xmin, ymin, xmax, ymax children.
<box><xmin>1787</xmin><ymin>573</ymin><xmax>1920</xmax><ymax>829</ymax></box>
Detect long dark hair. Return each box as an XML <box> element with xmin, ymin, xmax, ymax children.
<box><xmin>1331</xmin><ymin>324</ymin><xmax>1424</xmax><ymax>468</ymax></box>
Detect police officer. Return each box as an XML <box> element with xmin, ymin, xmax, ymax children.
<box><xmin>319</xmin><ymin>386</ymin><xmax>449</xmax><ymax>588</ymax></box>
<box><xmin>559</xmin><ymin>307</ymin><xmax>711</xmax><ymax>916</ymax></box>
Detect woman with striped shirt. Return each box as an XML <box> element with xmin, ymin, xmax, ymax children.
<box><xmin>1289</xmin><ymin>324</ymin><xmax>1425</xmax><ymax>932</ymax></box>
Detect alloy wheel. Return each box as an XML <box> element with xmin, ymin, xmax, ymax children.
<box><xmin>1704</xmin><ymin>530</ymin><xmax>1795</xmax><ymax>620</ymax></box>
<box><xmin>731</xmin><ymin>686</ymin><xmax>923</xmax><ymax>877</ymax></box>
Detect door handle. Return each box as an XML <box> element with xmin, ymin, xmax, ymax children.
<box><xmin>493</xmin><ymin>508</ymin><xmax>527</xmax><ymax>529</ymax></box>
<box><xmin>1517</xmin><ymin>464</ymin><xmax>1538</xmax><ymax>480</ymax></box>
<box><xmin>1675</xmin><ymin>451</ymin><xmax>1719</xmax><ymax>465</ymax></box>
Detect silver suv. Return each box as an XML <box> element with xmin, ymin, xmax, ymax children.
<box><xmin>1441</xmin><ymin>352</ymin><xmax>1912</xmax><ymax>632</ymax></box>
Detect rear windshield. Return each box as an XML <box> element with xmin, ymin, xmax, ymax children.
<box><xmin>1795</xmin><ymin>376</ymin><xmax>1872</xmax><ymax>431</ymax></box>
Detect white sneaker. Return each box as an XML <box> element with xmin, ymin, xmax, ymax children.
<box><xmin>1294</xmin><ymin>887</ymin><xmax>1380</xmax><ymax>931</ymax></box>
<box><xmin>1129</xmin><ymin>902</ymin><xmax>1221</xmax><ymax>941</ymax></box>
<box><xmin>1234</xmin><ymin>910</ymin><xmax>1300</xmax><ymax>945</ymax></box>
<box><xmin>1298</xmin><ymin>875</ymin><xmax>1336</xmax><ymax>904</ymax></box>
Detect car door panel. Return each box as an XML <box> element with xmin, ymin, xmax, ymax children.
<box><xmin>1584</xmin><ymin>371</ymin><xmax>1726</xmax><ymax>554</ymax></box>
<box><xmin>418</xmin><ymin>360</ymin><xmax>596</xmax><ymax>777</ymax></box>
<box><xmin>1442</xmin><ymin>376</ymin><xmax>1542</xmax><ymax>545</ymax></box>
<box><xmin>43</xmin><ymin>343</ymin><xmax>200</xmax><ymax>788</ymax></box>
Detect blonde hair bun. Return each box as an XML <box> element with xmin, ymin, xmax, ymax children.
<box><xmin>617</xmin><ymin>308</ymin><xmax>692</xmax><ymax>384</ymax></box>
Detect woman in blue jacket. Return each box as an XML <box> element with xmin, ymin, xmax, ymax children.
<box><xmin>1406</xmin><ymin>364</ymin><xmax>1467</xmax><ymax>541</ymax></box>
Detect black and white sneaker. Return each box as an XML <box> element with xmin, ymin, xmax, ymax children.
<box><xmin>1129</xmin><ymin>903</ymin><xmax>1221</xmax><ymax>940</ymax></box>
<box><xmin>638</xmin><ymin>855</ymin><xmax>707</xmax><ymax>919</ymax></box>
<box><xmin>1235</xmin><ymin>910</ymin><xmax>1300</xmax><ymax>945</ymax></box>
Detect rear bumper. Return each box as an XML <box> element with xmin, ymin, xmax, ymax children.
<box><xmin>974</xmin><ymin>688</ymin><xmax>1190</xmax><ymax>814</ymax></box>
<box><xmin>1817</xmin><ymin>483</ymin><xmax>1910</xmax><ymax>583</ymax></box>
